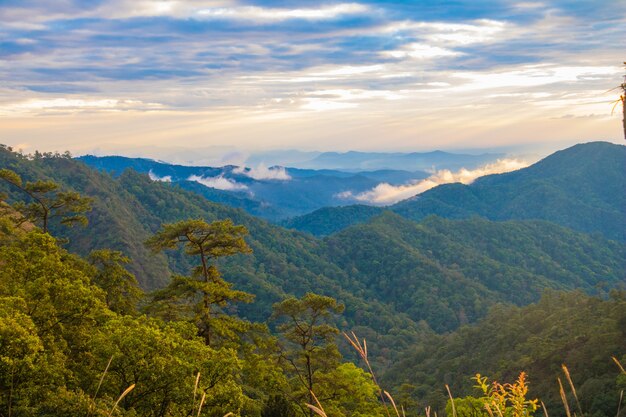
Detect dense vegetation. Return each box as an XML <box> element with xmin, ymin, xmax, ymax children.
<box><xmin>1</xmin><ymin>144</ymin><xmax>624</xmax><ymax>416</ymax></box>
<box><xmin>283</xmin><ymin>142</ymin><xmax>626</xmax><ymax>240</ymax></box>
<box><xmin>281</xmin><ymin>205</ymin><xmax>382</xmax><ymax>237</ymax></box>
<box><xmin>384</xmin><ymin>291</ymin><xmax>626</xmax><ymax>417</ymax></box>
<box><xmin>323</xmin><ymin>212</ymin><xmax>624</xmax><ymax>332</ymax></box>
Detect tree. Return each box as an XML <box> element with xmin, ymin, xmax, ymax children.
<box><xmin>0</xmin><ymin>168</ymin><xmax>91</xmax><ymax>233</ymax></box>
<box><xmin>622</xmin><ymin>62</ymin><xmax>626</xmax><ymax>141</ymax></box>
<box><xmin>611</xmin><ymin>62</ymin><xmax>626</xmax><ymax>141</ymax></box>
<box><xmin>89</xmin><ymin>249</ymin><xmax>143</xmax><ymax>315</ymax></box>
<box><xmin>272</xmin><ymin>293</ymin><xmax>344</xmax><ymax>416</ymax></box>
<box><xmin>145</xmin><ymin>218</ymin><xmax>254</xmax><ymax>346</ymax></box>
<box><xmin>262</xmin><ymin>394</ymin><xmax>296</xmax><ymax>417</ymax></box>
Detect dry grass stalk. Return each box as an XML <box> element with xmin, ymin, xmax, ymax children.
<box><xmin>196</xmin><ymin>392</ymin><xmax>206</xmax><ymax>417</ymax></box>
<box><xmin>107</xmin><ymin>384</ymin><xmax>135</xmax><ymax>417</ymax></box>
<box><xmin>613</xmin><ymin>357</ymin><xmax>626</xmax><ymax>375</ymax></box>
<box><xmin>384</xmin><ymin>390</ymin><xmax>404</xmax><ymax>417</ymax></box>
<box><xmin>193</xmin><ymin>372</ymin><xmax>201</xmax><ymax>407</ymax></box>
<box><xmin>483</xmin><ymin>403</ymin><xmax>495</xmax><ymax>417</ymax></box>
<box><xmin>306</xmin><ymin>390</ymin><xmax>328</xmax><ymax>417</ymax></box>
<box><xmin>343</xmin><ymin>331</ymin><xmax>391</xmax><ymax>416</ymax></box>
<box><xmin>425</xmin><ymin>405</ymin><xmax>431</xmax><ymax>417</ymax></box>
<box><xmin>541</xmin><ymin>401</ymin><xmax>549</xmax><ymax>417</ymax></box>
<box><xmin>558</xmin><ymin>378</ymin><xmax>572</xmax><ymax>417</ymax></box>
<box><xmin>94</xmin><ymin>355</ymin><xmax>113</xmax><ymax>400</ymax></box>
<box><xmin>617</xmin><ymin>390</ymin><xmax>623</xmax><ymax>417</ymax></box>
<box><xmin>562</xmin><ymin>364</ymin><xmax>583</xmax><ymax>417</ymax></box>
<box><xmin>88</xmin><ymin>355</ymin><xmax>113</xmax><ymax>417</ymax></box>
<box><xmin>445</xmin><ymin>385</ymin><xmax>457</xmax><ymax>417</ymax></box>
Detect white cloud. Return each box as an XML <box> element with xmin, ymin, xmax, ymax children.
<box><xmin>187</xmin><ymin>174</ymin><xmax>248</xmax><ymax>191</ymax></box>
<box><xmin>233</xmin><ymin>164</ymin><xmax>291</xmax><ymax>180</ymax></box>
<box><xmin>453</xmin><ymin>65</ymin><xmax>619</xmax><ymax>91</ymax></box>
<box><xmin>380</xmin><ymin>19</ymin><xmax>507</xmax><ymax>47</ymax></box>
<box><xmin>301</xmin><ymin>98</ymin><xmax>359</xmax><ymax>111</ymax></box>
<box><xmin>148</xmin><ymin>170</ymin><xmax>172</xmax><ymax>182</ymax></box>
<box><xmin>382</xmin><ymin>43</ymin><xmax>461</xmax><ymax>60</ymax></box>
<box><xmin>196</xmin><ymin>3</ymin><xmax>369</xmax><ymax>22</ymax></box>
<box><xmin>339</xmin><ymin>159</ymin><xmax>529</xmax><ymax>205</ymax></box>
<box><xmin>0</xmin><ymin>98</ymin><xmax>164</xmax><ymax>116</ymax></box>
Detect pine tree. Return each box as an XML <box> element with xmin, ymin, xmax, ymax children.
<box><xmin>0</xmin><ymin>168</ymin><xmax>91</xmax><ymax>233</ymax></box>
<box><xmin>145</xmin><ymin>218</ymin><xmax>254</xmax><ymax>346</ymax></box>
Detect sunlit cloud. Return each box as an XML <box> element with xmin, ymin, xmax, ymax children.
<box><xmin>196</xmin><ymin>3</ymin><xmax>370</xmax><ymax>22</ymax></box>
<box><xmin>381</xmin><ymin>44</ymin><xmax>460</xmax><ymax>60</ymax></box>
<box><xmin>339</xmin><ymin>159</ymin><xmax>529</xmax><ymax>205</ymax></box>
<box><xmin>1</xmin><ymin>0</ymin><xmax>624</xmax><ymax>155</ymax></box>
<box><xmin>187</xmin><ymin>174</ymin><xmax>248</xmax><ymax>191</ymax></box>
<box><xmin>148</xmin><ymin>170</ymin><xmax>172</xmax><ymax>182</ymax></box>
<box><xmin>0</xmin><ymin>98</ymin><xmax>164</xmax><ymax>116</ymax></box>
<box><xmin>453</xmin><ymin>65</ymin><xmax>620</xmax><ymax>91</ymax></box>
<box><xmin>233</xmin><ymin>164</ymin><xmax>291</xmax><ymax>180</ymax></box>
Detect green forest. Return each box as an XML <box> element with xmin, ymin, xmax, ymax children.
<box><xmin>0</xmin><ymin>144</ymin><xmax>625</xmax><ymax>417</ymax></box>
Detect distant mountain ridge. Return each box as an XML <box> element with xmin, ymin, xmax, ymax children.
<box><xmin>297</xmin><ymin>150</ymin><xmax>505</xmax><ymax>170</ymax></box>
<box><xmin>77</xmin><ymin>155</ymin><xmax>440</xmax><ymax>220</ymax></box>
<box><xmin>284</xmin><ymin>141</ymin><xmax>626</xmax><ymax>240</ymax></box>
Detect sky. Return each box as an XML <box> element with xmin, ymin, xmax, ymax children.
<box><xmin>1</xmin><ymin>0</ymin><xmax>625</xmax><ymax>163</ymax></box>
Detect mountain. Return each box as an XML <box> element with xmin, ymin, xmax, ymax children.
<box><xmin>1</xmin><ymin>148</ymin><xmax>425</xmax><ymax>362</ymax></box>
<box><xmin>2</xmin><ymin>145</ymin><xmax>625</xmax><ymax>362</ymax></box>
<box><xmin>78</xmin><ymin>155</ymin><xmax>430</xmax><ymax>220</ymax></box>
<box><xmin>321</xmin><ymin>212</ymin><xmax>624</xmax><ymax>332</ymax></box>
<box><xmin>281</xmin><ymin>205</ymin><xmax>383</xmax><ymax>236</ymax></box>
<box><xmin>393</xmin><ymin>141</ymin><xmax>626</xmax><ymax>241</ymax></box>
<box><xmin>298</xmin><ymin>150</ymin><xmax>504</xmax><ymax>170</ymax></box>
<box><xmin>284</xmin><ymin>142</ymin><xmax>626</xmax><ymax>240</ymax></box>
<box><xmin>383</xmin><ymin>290</ymin><xmax>626</xmax><ymax>416</ymax></box>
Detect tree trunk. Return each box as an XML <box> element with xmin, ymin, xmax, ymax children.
<box><xmin>622</xmin><ymin>94</ymin><xmax>626</xmax><ymax>140</ymax></box>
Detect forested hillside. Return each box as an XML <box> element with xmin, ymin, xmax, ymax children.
<box><xmin>1</xmin><ymin>144</ymin><xmax>625</xmax><ymax>417</ymax></box>
<box><xmin>2</xmin><ymin>146</ymin><xmax>624</xmax><ymax>337</ymax></box>
<box><xmin>384</xmin><ymin>291</ymin><xmax>626</xmax><ymax>417</ymax></box>
<box><xmin>323</xmin><ymin>212</ymin><xmax>624</xmax><ymax>331</ymax></box>
<box><xmin>284</xmin><ymin>142</ymin><xmax>626</xmax><ymax>239</ymax></box>
<box><xmin>394</xmin><ymin>142</ymin><xmax>626</xmax><ymax>241</ymax></box>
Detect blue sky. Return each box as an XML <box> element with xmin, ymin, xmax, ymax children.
<box><xmin>1</xmin><ymin>0</ymin><xmax>624</xmax><ymax>162</ymax></box>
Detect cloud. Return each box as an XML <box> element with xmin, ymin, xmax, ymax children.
<box><xmin>339</xmin><ymin>159</ymin><xmax>529</xmax><ymax>205</ymax></box>
<box><xmin>187</xmin><ymin>174</ymin><xmax>248</xmax><ymax>191</ymax></box>
<box><xmin>148</xmin><ymin>170</ymin><xmax>172</xmax><ymax>182</ymax></box>
<box><xmin>0</xmin><ymin>97</ymin><xmax>164</xmax><ymax>116</ymax></box>
<box><xmin>381</xmin><ymin>43</ymin><xmax>461</xmax><ymax>60</ymax></box>
<box><xmin>233</xmin><ymin>164</ymin><xmax>291</xmax><ymax>180</ymax></box>
<box><xmin>196</xmin><ymin>3</ymin><xmax>371</xmax><ymax>22</ymax></box>
<box><xmin>1</xmin><ymin>0</ymin><xmax>625</xmax><ymax>153</ymax></box>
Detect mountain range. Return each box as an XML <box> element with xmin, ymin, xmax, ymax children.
<box><xmin>284</xmin><ymin>142</ymin><xmax>626</xmax><ymax>241</ymax></box>
<box><xmin>1</xmin><ymin>141</ymin><xmax>625</xmax><ymax>366</ymax></box>
<box><xmin>78</xmin><ymin>154</ymin><xmax>432</xmax><ymax>220</ymax></box>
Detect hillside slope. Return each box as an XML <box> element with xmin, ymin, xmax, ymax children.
<box><xmin>394</xmin><ymin>141</ymin><xmax>626</xmax><ymax>240</ymax></box>
<box><xmin>383</xmin><ymin>291</ymin><xmax>626</xmax><ymax>417</ymax></box>
<box><xmin>284</xmin><ymin>142</ymin><xmax>626</xmax><ymax>239</ymax></box>
<box><xmin>2</xmin><ymin>145</ymin><xmax>624</xmax><ymax>358</ymax></box>
<box><xmin>322</xmin><ymin>212</ymin><xmax>625</xmax><ymax>332</ymax></box>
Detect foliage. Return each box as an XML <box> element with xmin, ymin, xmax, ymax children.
<box><xmin>448</xmin><ymin>373</ymin><xmax>539</xmax><ymax>417</ymax></box>
<box><xmin>393</xmin><ymin>141</ymin><xmax>626</xmax><ymax>241</ymax></box>
<box><xmin>281</xmin><ymin>205</ymin><xmax>382</xmax><ymax>237</ymax></box>
<box><xmin>0</xmin><ymin>168</ymin><xmax>92</xmax><ymax>233</ymax></box>
<box><xmin>272</xmin><ymin>293</ymin><xmax>344</xmax><ymax>415</ymax></box>
<box><xmin>285</xmin><ymin>142</ymin><xmax>626</xmax><ymax>241</ymax></box>
<box><xmin>145</xmin><ymin>218</ymin><xmax>254</xmax><ymax>347</ymax></box>
<box><xmin>89</xmin><ymin>249</ymin><xmax>143</xmax><ymax>315</ymax></box>
<box><xmin>386</xmin><ymin>291</ymin><xmax>626</xmax><ymax>417</ymax></box>
<box><xmin>1</xmin><ymin>144</ymin><xmax>625</xmax><ymax>367</ymax></box>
